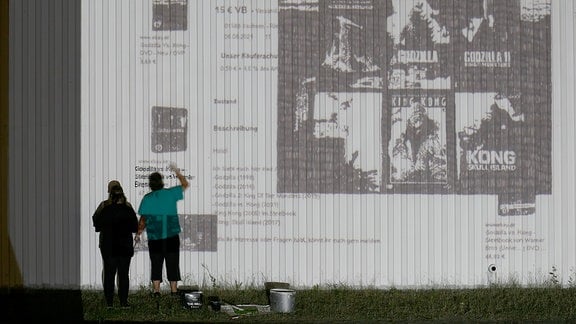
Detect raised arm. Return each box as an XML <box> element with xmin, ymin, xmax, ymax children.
<box><xmin>169</xmin><ymin>163</ymin><xmax>189</xmax><ymax>190</ymax></box>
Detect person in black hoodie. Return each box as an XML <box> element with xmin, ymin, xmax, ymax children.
<box><xmin>93</xmin><ymin>183</ymin><xmax>138</xmax><ymax>308</ymax></box>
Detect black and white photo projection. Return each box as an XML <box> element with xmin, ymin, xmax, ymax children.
<box><xmin>386</xmin><ymin>0</ymin><xmax>452</xmax><ymax>90</ymax></box>
<box><xmin>318</xmin><ymin>0</ymin><xmax>388</xmax><ymax>92</ymax></box>
<box><xmin>151</xmin><ymin>106</ymin><xmax>188</xmax><ymax>153</ymax></box>
<box><xmin>451</xmin><ymin>0</ymin><xmax>521</xmax><ymax>92</ymax></box>
<box><xmin>498</xmin><ymin>191</ymin><xmax>536</xmax><ymax>216</ymax></box>
<box><xmin>152</xmin><ymin>0</ymin><xmax>188</xmax><ymax>31</ymax></box>
<box><xmin>454</xmin><ymin>91</ymin><xmax>542</xmax><ymax>195</ymax></box>
<box><xmin>384</xmin><ymin>90</ymin><xmax>456</xmax><ymax>194</ymax></box>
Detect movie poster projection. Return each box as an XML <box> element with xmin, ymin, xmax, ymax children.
<box><xmin>383</xmin><ymin>91</ymin><xmax>455</xmax><ymax>193</ymax></box>
<box><xmin>386</xmin><ymin>0</ymin><xmax>452</xmax><ymax>90</ymax></box>
<box><xmin>278</xmin><ymin>0</ymin><xmax>387</xmax><ymax>193</ymax></box>
<box><xmin>276</xmin><ymin>0</ymin><xmax>551</xmax><ymax>285</ymax></box>
<box><xmin>278</xmin><ymin>0</ymin><xmax>551</xmax><ymax>198</ymax></box>
<box><xmin>82</xmin><ymin>0</ymin><xmax>554</xmax><ymax>289</ymax></box>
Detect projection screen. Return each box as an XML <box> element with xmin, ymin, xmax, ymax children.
<box><xmin>81</xmin><ymin>0</ymin><xmax>567</xmax><ymax>289</ymax></box>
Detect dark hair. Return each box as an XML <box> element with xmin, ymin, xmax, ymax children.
<box><xmin>109</xmin><ymin>185</ymin><xmax>126</xmax><ymax>204</ymax></box>
<box><xmin>148</xmin><ymin>172</ymin><xmax>164</xmax><ymax>191</ymax></box>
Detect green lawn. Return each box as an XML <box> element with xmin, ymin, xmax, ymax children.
<box><xmin>81</xmin><ymin>285</ymin><xmax>576</xmax><ymax>322</ymax></box>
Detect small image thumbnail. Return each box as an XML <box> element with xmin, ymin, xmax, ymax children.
<box><xmin>151</xmin><ymin>106</ymin><xmax>188</xmax><ymax>153</ymax></box>
<box><xmin>152</xmin><ymin>0</ymin><xmax>188</xmax><ymax>31</ymax></box>
<box><xmin>498</xmin><ymin>191</ymin><xmax>535</xmax><ymax>216</ymax></box>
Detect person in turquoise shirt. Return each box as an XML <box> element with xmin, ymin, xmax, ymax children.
<box><xmin>136</xmin><ymin>163</ymin><xmax>189</xmax><ymax>295</ymax></box>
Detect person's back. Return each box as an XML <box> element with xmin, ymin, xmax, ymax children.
<box><xmin>92</xmin><ymin>182</ymin><xmax>138</xmax><ymax>308</ymax></box>
<box><xmin>137</xmin><ymin>164</ymin><xmax>189</xmax><ymax>295</ymax></box>
<box><xmin>138</xmin><ymin>187</ymin><xmax>183</xmax><ymax>240</ymax></box>
<box><xmin>93</xmin><ymin>181</ymin><xmax>133</xmax><ymax>244</ymax></box>
<box><xmin>97</xmin><ymin>203</ymin><xmax>138</xmax><ymax>257</ymax></box>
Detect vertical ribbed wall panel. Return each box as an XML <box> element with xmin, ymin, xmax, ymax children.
<box><xmin>553</xmin><ymin>0</ymin><xmax>576</xmax><ymax>285</ymax></box>
<box><xmin>9</xmin><ymin>0</ymin><xmax>80</xmax><ymax>288</ymax></box>
<box><xmin>76</xmin><ymin>0</ymin><xmax>574</xmax><ymax>289</ymax></box>
<box><xmin>5</xmin><ymin>0</ymin><xmax>576</xmax><ymax>289</ymax></box>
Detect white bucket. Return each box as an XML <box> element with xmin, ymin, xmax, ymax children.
<box><xmin>269</xmin><ymin>288</ymin><xmax>296</xmax><ymax>313</ymax></box>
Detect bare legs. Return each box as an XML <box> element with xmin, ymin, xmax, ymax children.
<box><xmin>152</xmin><ymin>280</ymin><xmax>178</xmax><ymax>294</ymax></box>
<box><xmin>170</xmin><ymin>281</ymin><xmax>178</xmax><ymax>293</ymax></box>
<box><xmin>153</xmin><ymin>280</ymin><xmax>161</xmax><ymax>293</ymax></box>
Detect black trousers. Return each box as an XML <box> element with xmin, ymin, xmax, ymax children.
<box><xmin>101</xmin><ymin>253</ymin><xmax>132</xmax><ymax>306</ymax></box>
<box><xmin>148</xmin><ymin>235</ymin><xmax>181</xmax><ymax>282</ymax></box>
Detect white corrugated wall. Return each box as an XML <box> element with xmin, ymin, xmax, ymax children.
<box><xmin>76</xmin><ymin>0</ymin><xmax>576</xmax><ymax>290</ymax></box>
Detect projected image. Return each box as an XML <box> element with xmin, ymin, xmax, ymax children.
<box><xmin>279</xmin><ymin>76</ymin><xmax>382</xmax><ymax>193</ymax></box>
<box><xmin>498</xmin><ymin>191</ymin><xmax>536</xmax><ymax>216</ymax></box>
<box><xmin>279</xmin><ymin>0</ymin><xmax>319</xmax><ymax>11</ymax></box>
<box><xmin>452</xmin><ymin>0</ymin><xmax>520</xmax><ymax>91</ymax></box>
<box><xmin>78</xmin><ymin>0</ymin><xmax>557</xmax><ymax>290</ymax></box>
<box><xmin>135</xmin><ymin>214</ymin><xmax>217</xmax><ymax>252</ymax></box>
<box><xmin>296</xmin><ymin>89</ymin><xmax>382</xmax><ymax>193</ymax></box>
<box><xmin>151</xmin><ymin>106</ymin><xmax>188</xmax><ymax>153</ymax></box>
<box><xmin>388</xmin><ymin>104</ymin><xmax>446</xmax><ymax>184</ymax></box>
<box><xmin>386</xmin><ymin>0</ymin><xmax>450</xmax><ymax>48</ymax></box>
<box><xmin>318</xmin><ymin>0</ymin><xmax>387</xmax><ymax>91</ymax></box>
<box><xmin>322</xmin><ymin>16</ymin><xmax>379</xmax><ymax>73</ymax></box>
<box><xmin>384</xmin><ymin>92</ymin><xmax>453</xmax><ymax>193</ymax></box>
<box><xmin>279</xmin><ymin>0</ymin><xmax>550</xmax><ymax>198</ymax></box>
<box><xmin>520</xmin><ymin>0</ymin><xmax>551</xmax><ymax>22</ymax></box>
<box><xmin>179</xmin><ymin>214</ymin><xmax>217</xmax><ymax>252</ymax></box>
<box><xmin>386</xmin><ymin>0</ymin><xmax>451</xmax><ymax>90</ymax></box>
<box><xmin>455</xmin><ymin>91</ymin><xmax>542</xmax><ymax>195</ymax></box>
<box><xmin>312</xmin><ymin>91</ymin><xmax>382</xmax><ymax>192</ymax></box>
<box><xmin>455</xmin><ymin>0</ymin><xmax>509</xmax><ymax>46</ymax></box>
<box><xmin>152</xmin><ymin>0</ymin><xmax>188</xmax><ymax>31</ymax></box>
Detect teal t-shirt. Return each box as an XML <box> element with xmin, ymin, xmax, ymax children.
<box><xmin>138</xmin><ymin>186</ymin><xmax>184</xmax><ymax>240</ymax></box>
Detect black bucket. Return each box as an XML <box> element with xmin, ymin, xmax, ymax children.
<box><xmin>178</xmin><ymin>286</ymin><xmax>203</xmax><ymax>309</ymax></box>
